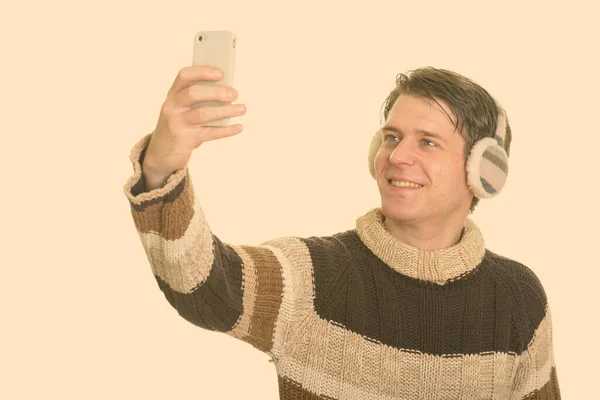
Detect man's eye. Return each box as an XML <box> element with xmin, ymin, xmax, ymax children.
<box><xmin>384</xmin><ymin>134</ymin><xmax>398</xmax><ymax>142</ymax></box>
<box><xmin>423</xmin><ymin>139</ymin><xmax>436</xmax><ymax>147</ymax></box>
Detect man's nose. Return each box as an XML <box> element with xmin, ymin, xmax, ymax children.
<box><xmin>389</xmin><ymin>139</ymin><xmax>417</xmax><ymax>165</ymax></box>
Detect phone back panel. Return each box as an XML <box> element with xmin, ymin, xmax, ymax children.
<box><xmin>191</xmin><ymin>30</ymin><xmax>237</xmax><ymax>127</ymax></box>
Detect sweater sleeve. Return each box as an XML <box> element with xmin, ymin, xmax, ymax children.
<box><xmin>122</xmin><ymin>133</ymin><xmax>315</xmax><ymax>361</ymax></box>
<box><xmin>510</xmin><ymin>268</ymin><xmax>561</xmax><ymax>400</ymax></box>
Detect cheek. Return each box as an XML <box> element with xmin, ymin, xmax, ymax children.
<box><xmin>431</xmin><ymin>158</ymin><xmax>467</xmax><ymax>186</ymax></box>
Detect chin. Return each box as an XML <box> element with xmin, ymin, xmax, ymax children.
<box><xmin>380</xmin><ymin>201</ymin><xmax>423</xmax><ymax>223</ymax></box>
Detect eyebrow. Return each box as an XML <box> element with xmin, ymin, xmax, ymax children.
<box><xmin>381</xmin><ymin>125</ymin><xmax>447</xmax><ymax>144</ymax></box>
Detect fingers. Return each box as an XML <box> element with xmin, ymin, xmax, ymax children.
<box><xmin>169</xmin><ymin>65</ymin><xmax>224</xmax><ymax>94</ymax></box>
<box><xmin>180</xmin><ymin>102</ymin><xmax>247</xmax><ymax>127</ymax></box>
<box><xmin>185</xmin><ymin>124</ymin><xmax>245</xmax><ymax>144</ymax></box>
<box><xmin>174</xmin><ymin>82</ymin><xmax>238</xmax><ymax>109</ymax></box>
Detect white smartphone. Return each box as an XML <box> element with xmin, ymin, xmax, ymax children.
<box><xmin>191</xmin><ymin>30</ymin><xmax>237</xmax><ymax>127</ymax></box>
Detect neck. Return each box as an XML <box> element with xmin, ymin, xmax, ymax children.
<box><xmin>382</xmin><ymin>212</ymin><xmax>468</xmax><ymax>251</ymax></box>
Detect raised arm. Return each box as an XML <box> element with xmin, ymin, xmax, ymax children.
<box><xmin>124</xmin><ymin>134</ymin><xmax>315</xmax><ymax>361</ymax></box>
<box><xmin>123</xmin><ymin>66</ymin><xmax>313</xmax><ymax>360</ymax></box>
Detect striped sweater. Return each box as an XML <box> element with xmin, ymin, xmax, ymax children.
<box><xmin>124</xmin><ymin>133</ymin><xmax>561</xmax><ymax>399</ymax></box>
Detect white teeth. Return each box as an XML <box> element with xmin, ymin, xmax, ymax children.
<box><xmin>390</xmin><ymin>180</ymin><xmax>423</xmax><ymax>188</ymax></box>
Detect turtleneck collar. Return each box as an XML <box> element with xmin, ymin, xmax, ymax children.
<box><xmin>356</xmin><ymin>208</ymin><xmax>485</xmax><ymax>285</ymax></box>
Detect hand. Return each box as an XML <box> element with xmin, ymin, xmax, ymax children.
<box><xmin>143</xmin><ymin>65</ymin><xmax>247</xmax><ymax>176</ymax></box>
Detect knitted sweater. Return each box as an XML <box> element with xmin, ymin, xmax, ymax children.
<box><xmin>124</xmin><ymin>133</ymin><xmax>561</xmax><ymax>399</ymax></box>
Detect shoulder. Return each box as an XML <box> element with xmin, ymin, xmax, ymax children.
<box><xmin>484</xmin><ymin>249</ymin><xmax>548</xmax><ymax>301</ymax></box>
<box><xmin>258</xmin><ymin>229</ymin><xmax>359</xmax><ymax>271</ymax></box>
<box><xmin>259</xmin><ymin>230</ymin><xmax>360</xmax><ymax>302</ymax></box>
<box><xmin>483</xmin><ymin>249</ymin><xmax>549</xmax><ymax>324</ymax></box>
<box><xmin>262</xmin><ymin>229</ymin><xmax>358</xmax><ymax>254</ymax></box>
<box><xmin>298</xmin><ymin>230</ymin><xmax>361</xmax><ymax>267</ymax></box>
<box><xmin>261</xmin><ymin>228</ymin><xmax>357</xmax><ymax>248</ymax></box>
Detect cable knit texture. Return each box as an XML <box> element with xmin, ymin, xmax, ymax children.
<box><xmin>356</xmin><ymin>208</ymin><xmax>485</xmax><ymax>285</ymax></box>
<box><xmin>124</xmin><ymin>133</ymin><xmax>561</xmax><ymax>399</ymax></box>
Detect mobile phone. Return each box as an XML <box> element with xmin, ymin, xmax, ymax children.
<box><xmin>191</xmin><ymin>30</ymin><xmax>237</xmax><ymax>127</ymax></box>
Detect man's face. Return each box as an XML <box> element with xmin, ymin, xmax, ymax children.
<box><xmin>374</xmin><ymin>94</ymin><xmax>473</xmax><ymax>225</ymax></box>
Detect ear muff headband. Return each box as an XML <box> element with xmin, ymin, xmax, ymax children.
<box><xmin>465</xmin><ymin>105</ymin><xmax>509</xmax><ymax>198</ymax></box>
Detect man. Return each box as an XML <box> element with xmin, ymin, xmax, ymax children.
<box><xmin>123</xmin><ymin>65</ymin><xmax>561</xmax><ymax>399</ymax></box>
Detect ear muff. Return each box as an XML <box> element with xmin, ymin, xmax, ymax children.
<box><xmin>368</xmin><ymin>103</ymin><xmax>509</xmax><ymax>200</ymax></box>
<box><xmin>465</xmin><ymin>106</ymin><xmax>509</xmax><ymax>199</ymax></box>
<box><xmin>368</xmin><ymin>130</ymin><xmax>382</xmax><ymax>178</ymax></box>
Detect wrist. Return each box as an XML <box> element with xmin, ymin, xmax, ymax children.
<box><xmin>142</xmin><ymin>164</ymin><xmax>172</xmax><ymax>192</ymax></box>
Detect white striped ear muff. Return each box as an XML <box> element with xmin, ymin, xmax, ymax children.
<box><xmin>465</xmin><ymin>104</ymin><xmax>509</xmax><ymax>199</ymax></box>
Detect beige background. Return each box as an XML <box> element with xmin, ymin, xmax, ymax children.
<box><xmin>1</xmin><ymin>0</ymin><xmax>598</xmax><ymax>398</ymax></box>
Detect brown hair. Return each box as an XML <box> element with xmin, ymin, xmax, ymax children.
<box><xmin>373</xmin><ymin>67</ymin><xmax>512</xmax><ymax>214</ymax></box>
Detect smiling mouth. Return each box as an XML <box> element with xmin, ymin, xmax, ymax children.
<box><xmin>388</xmin><ymin>179</ymin><xmax>424</xmax><ymax>188</ymax></box>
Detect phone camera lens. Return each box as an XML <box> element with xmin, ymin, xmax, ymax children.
<box><xmin>198</xmin><ymin>36</ymin><xmax>203</xmax><ymax>41</ymax></box>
